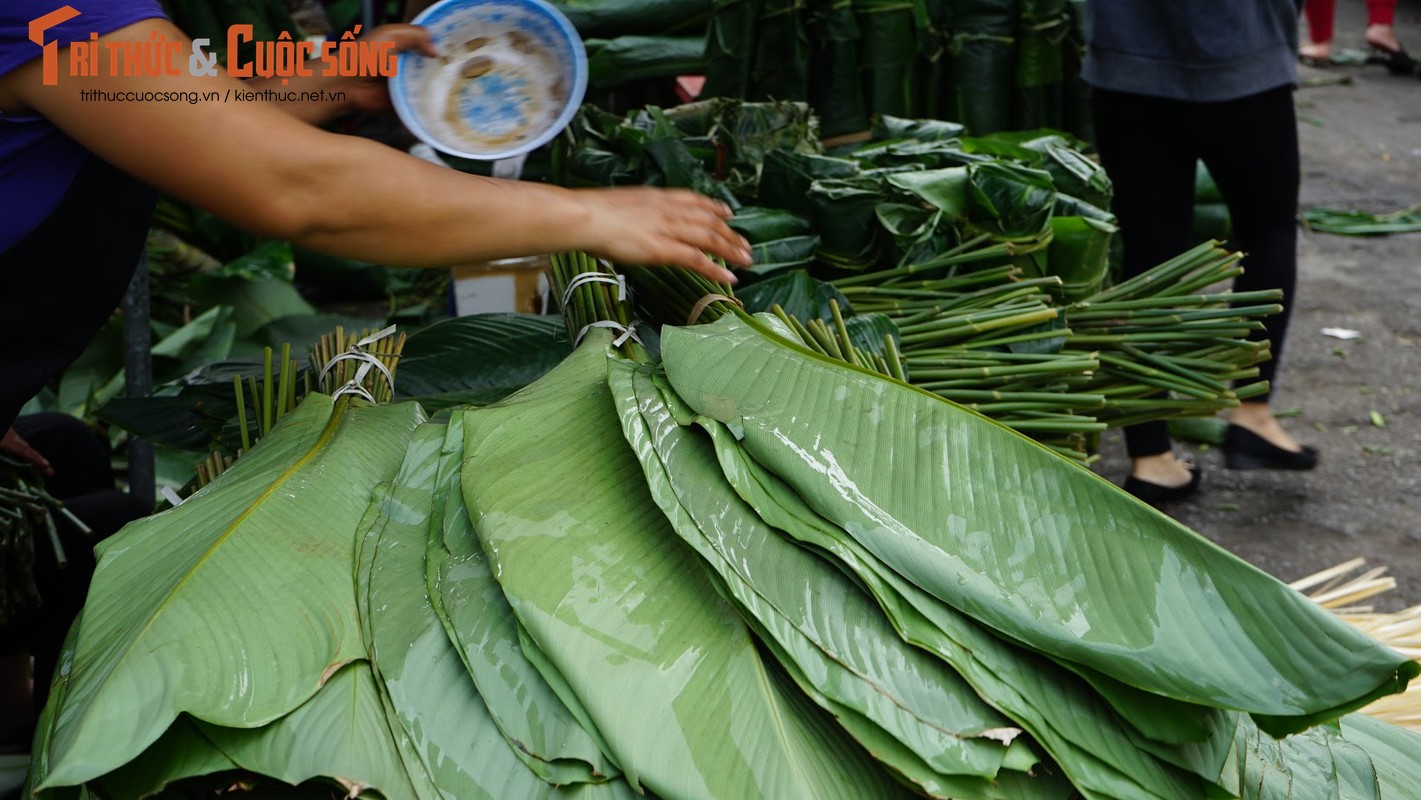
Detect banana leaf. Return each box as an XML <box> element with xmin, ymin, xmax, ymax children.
<box><xmin>734</xmin><ymin>269</ymin><xmax>854</xmax><ymax>321</ymax></box>
<box><xmin>808</xmin><ymin>176</ymin><xmax>891</xmax><ymax>267</ymax></box>
<box><xmin>397</xmin><ymin>314</ymin><xmax>570</xmax><ymax>398</ymax></box>
<box><xmin>1040</xmin><ymin>145</ymin><xmax>1110</xmax><ymax>211</ymax></box>
<box><xmin>660</xmin><ymin>315</ymin><xmax>1418</xmax><ymax>737</ymax></box>
<box><xmin>951</xmin><ymin>30</ymin><xmax>1016</xmax><ymax>136</ymax></box>
<box><xmin>188</xmin><ymin>276</ymin><xmax>316</xmax><ymax>338</ymax></box>
<box><xmin>966</xmin><ymin>162</ymin><xmax>1057</xmax><ymax>241</ymax></box>
<box><xmin>758</xmin><ymin>150</ymin><xmax>862</xmax><ymax>218</ymax></box>
<box><xmin>694</xmin><ymin>415</ymin><xmax>1218</xmax><ymax>799</ymax></box>
<box><xmin>101</xmin><ymin>673</ymin><xmax>421</xmax><ymax>799</ymax></box>
<box><xmin>1303</xmin><ymin>205</ymin><xmax>1421</xmax><ymax>236</ymax></box>
<box><xmin>612</xmin><ymin>362</ymin><xmax>1046</xmax><ymax>797</ymax></box>
<box><xmin>95</xmin><ymin>717</ymin><xmax>236</xmax><ymax>800</ymax></box>
<box><xmin>425</xmin><ymin>417</ymin><xmax>624</xmax><ymax>785</ymax></box>
<box><xmin>703</xmin><ymin>0</ymin><xmax>761</xmax><ymax>99</ymax></box>
<box><xmin>729</xmin><ymin>207</ymin><xmax>815</xmax><ymax>242</ymax></box>
<box><xmin>585</xmin><ymin>36</ymin><xmax>708</xmax><ymax>88</ymax></box>
<box><xmin>33</xmin><ymin>396</ymin><xmax>425</xmax><ymax>791</ymax></box>
<box><xmin>857</xmin><ymin>0</ymin><xmax>922</xmax><ymax>119</ymax></box>
<box><xmin>1014</xmin><ymin>0</ymin><xmax>1066</xmax><ymax>129</ymax></box>
<box><xmin>739</xmin><ymin>235</ymin><xmax>822</xmax><ymax>276</ymax></box>
<box><xmin>1338</xmin><ymin>714</ymin><xmax>1421</xmax><ymax>796</ymax></box>
<box><xmin>872</xmin><ymin>115</ymin><xmax>966</xmax><ymax>142</ymax></box>
<box><xmin>459</xmin><ymin>333</ymin><xmax>905</xmax><ymax>799</ymax></box>
<box><xmin>359</xmin><ymin>421</ymin><xmax>628</xmax><ymax>797</ymax></box>
<box><xmin>1043</xmin><ymin>216</ymin><xmax>1116</xmax><ymax>300</ymax></box>
<box><xmin>552</xmin><ymin>0</ymin><xmax>713</xmax><ymax>38</ymax></box>
<box><xmin>808</xmin><ymin>0</ymin><xmax>870</xmax><ymax>138</ymax></box>
<box><xmin>751</xmin><ymin>0</ymin><xmax>811</xmax><ymax>101</ymax></box>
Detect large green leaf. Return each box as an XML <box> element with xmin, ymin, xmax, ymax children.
<box><xmin>360</xmin><ymin>422</ymin><xmax>628</xmax><ymax>799</ymax></box>
<box><xmin>611</xmin><ymin>361</ymin><xmax>1047</xmax><ymax>797</ymax></box>
<box><xmin>660</xmin><ymin>315</ymin><xmax>1417</xmax><ymax>736</ymax></box>
<box><xmin>1338</xmin><ymin>714</ymin><xmax>1421</xmax><ymax>798</ymax></box>
<box><xmin>35</xmin><ymin>396</ymin><xmax>425</xmax><ymax>791</ymax></box>
<box><xmin>697</xmin><ymin>417</ymin><xmax>1213</xmax><ymax>800</ymax></box>
<box><xmin>97</xmin><ymin>717</ymin><xmax>237</xmax><ymax>800</ymax></box>
<box><xmin>397</xmin><ymin>314</ymin><xmax>570</xmax><ymax>397</ymax></box>
<box><xmin>200</xmin><ymin>662</ymin><xmax>417</xmax><ymax>798</ymax></box>
<box><xmin>426</xmin><ymin>419</ymin><xmax>623</xmax><ymax>784</ymax></box>
<box><xmin>189</xmin><ymin>276</ymin><xmax>317</xmax><ymax>338</ymax></box>
<box><xmin>459</xmin><ymin>335</ymin><xmax>906</xmax><ymax>799</ymax></box>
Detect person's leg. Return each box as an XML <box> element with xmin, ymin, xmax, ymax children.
<box><xmin>1301</xmin><ymin>0</ymin><xmax>1336</xmax><ymax>60</ymax></box>
<box><xmin>1197</xmin><ymin>86</ymin><xmax>1312</xmax><ymax>459</ymax></box>
<box><xmin>1092</xmin><ymin>89</ymin><xmax>1200</xmax><ymax>488</ymax></box>
<box><xmin>1366</xmin><ymin>0</ymin><xmax>1403</xmax><ymax>52</ymax></box>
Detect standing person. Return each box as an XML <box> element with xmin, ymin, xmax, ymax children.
<box><xmin>1082</xmin><ymin>1</ymin><xmax>1319</xmax><ymax>505</ymax></box>
<box><xmin>1299</xmin><ymin>0</ymin><xmax>1414</xmax><ymax>74</ymax></box>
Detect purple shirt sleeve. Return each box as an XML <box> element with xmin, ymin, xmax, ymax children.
<box><xmin>0</xmin><ymin>1</ymin><xmax>169</xmax><ymax>252</ymax></box>
<box><xmin>1</xmin><ymin>0</ymin><xmax>168</xmax><ymax>78</ymax></box>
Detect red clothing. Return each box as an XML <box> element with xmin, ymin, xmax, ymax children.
<box><xmin>1304</xmin><ymin>0</ymin><xmax>1397</xmax><ymax>44</ymax></box>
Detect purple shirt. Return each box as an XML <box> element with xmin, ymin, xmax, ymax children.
<box><xmin>1</xmin><ymin>1</ymin><xmax>166</xmax><ymax>252</ymax></box>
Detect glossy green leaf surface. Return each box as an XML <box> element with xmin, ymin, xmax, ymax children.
<box><xmin>425</xmin><ymin>418</ymin><xmax>622</xmax><ymax>784</ymax></box>
<box><xmin>398</xmin><ymin>314</ymin><xmax>570</xmax><ymax>398</ymax></box>
<box><xmin>361</xmin><ymin>422</ymin><xmax>633</xmax><ymax>800</ymax></box>
<box><xmin>460</xmin><ymin>334</ymin><xmax>904</xmax><ymax>800</ymax></box>
<box><xmin>698</xmin><ymin>417</ymin><xmax>1208</xmax><ymax>800</ymax></box>
<box><xmin>610</xmin><ymin>360</ymin><xmax>1028</xmax><ymax>796</ymax></box>
<box><xmin>37</xmin><ymin>396</ymin><xmax>425</xmax><ymax>790</ymax></box>
<box><xmin>661</xmin><ymin>315</ymin><xmax>1416</xmax><ymax>736</ymax></box>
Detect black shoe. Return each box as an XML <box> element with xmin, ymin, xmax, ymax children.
<box><xmin>1123</xmin><ymin>464</ymin><xmax>1201</xmax><ymax>505</ymax></box>
<box><xmin>1367</xmin><ymin>43</ymin><xmax>1418</xmax><ymax>76</ymax></box>
<box><xmin>1222</xmin><ymin>424</ymin><xmax>1319</xmax><ymax>471</ymax></box>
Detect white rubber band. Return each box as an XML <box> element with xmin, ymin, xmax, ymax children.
<box><xmin>561</xmin><ymin>272</ymin><xmax>627</xmax><ymax>310</ymax></box>
<box><xmin>574</xmin><ymin>320</ymin><xmax>642</xmax><ymax>348</ymax></box>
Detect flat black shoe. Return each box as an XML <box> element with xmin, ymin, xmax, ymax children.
<box><xmin>1222</xmin><ymin>424</ymin><xmax>1319</xmax><ymax>471</ymax></box>
<box><xmin>1367</xmin><ymin>43</ymin><xmax>1418</xmax><ymax>76</ymax></box>
<box><xmin>1123</xmin><ymin>465</ymin><xmax>1201</xmax><ymax>505</ymax></box>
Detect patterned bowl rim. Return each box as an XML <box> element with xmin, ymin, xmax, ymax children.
<box><xmin>391</xmin><ymin>0</ymin><xmax>588</xmax><ymax>161</ymax></box>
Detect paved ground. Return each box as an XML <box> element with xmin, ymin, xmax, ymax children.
<box><xmin>1095</xmin><ymin>2</ymin><xmax>1421</xmax><ymax>610</ymax></box>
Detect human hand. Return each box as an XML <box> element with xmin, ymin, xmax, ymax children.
<box><xmin>343</xmin><ymin>24</ymin><xmax>440</xmax><ymax>113</ymax></box>
<box><xmin>0</xmin><ymin>427</ymin><xmax>52</xmax><ymax>477</ymax></box>
<box><xmin>575</xmin><ymin>188</ymin><xmax>751</xmax><ymax>284</ymax></box>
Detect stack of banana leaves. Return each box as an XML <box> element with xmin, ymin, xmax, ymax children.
<box><xmin>702</xmin><ymin>0</ymin><xmax>1090</xmax><ymax>138</ymax></box>
<box><xmin>22</xmin><ymin>258</ymin><xmax>1421</xmax><ymax>799</ymax></box>
<box><xmin>562</xmin><ymin>100</ymin><xmax>1279</xmax><ymax>461</ymax></box>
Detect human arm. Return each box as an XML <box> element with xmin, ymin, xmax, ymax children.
<box><xmin>0</xmin><ymin>19</ymin><xmax>748</xmax><ymax>281</ymax></box>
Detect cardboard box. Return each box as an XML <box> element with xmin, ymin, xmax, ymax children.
<box><xmin>451</xmin><ymin>255</ymin><xmax>550</xmax><ymax>316</ymax></box>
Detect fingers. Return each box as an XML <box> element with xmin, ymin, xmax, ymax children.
<box><xmin>369</xmin><ymin>23</ymin><xmax>440</xmax><ymax>57</ymax></box>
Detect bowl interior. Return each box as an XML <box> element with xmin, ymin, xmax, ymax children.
<box><xmin>394</xmin><ymin>0</ymin><xmax>586</xmax><ymax>161</ymax></box>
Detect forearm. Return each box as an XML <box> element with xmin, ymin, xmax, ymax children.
<box><xmin>286</xmin><ymin>136</ymin><xmax>597</xmax><ymax>266</ymax></box>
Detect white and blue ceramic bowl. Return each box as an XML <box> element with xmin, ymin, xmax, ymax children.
<box><xmin>392</xmin><ymin>0</ymin><xmax>587</xmax><ymax>161</ymax></box>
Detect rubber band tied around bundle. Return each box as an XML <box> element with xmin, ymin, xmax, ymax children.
<box><xmin>687</xmin><ymin>293</ymin><xmax>744</xmax><ymax>325</ymax></box>
<box><xmin>321</xmin><ymin>325</ymin><xmax>398</xmax><ymax>402</ymax></box>
<box><xmin>575</xmin><ymin>320</ymin><xmax>642</xmax><ymax>348</ymax></box>
<box><xmin>561</xmin><ymin>272</ymin><xmax>627</xmax><ymax>310</ymax></box>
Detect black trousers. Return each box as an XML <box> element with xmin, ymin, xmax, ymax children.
<box><xmin>1092</xmin><ymin>86</ymin><xmax>1301</xmax><ymax>458</ymax></box>
<box><xmin>0</xmin><ymin>155</ymin><xmax>156</xmax><ymax>433</ymax></box>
